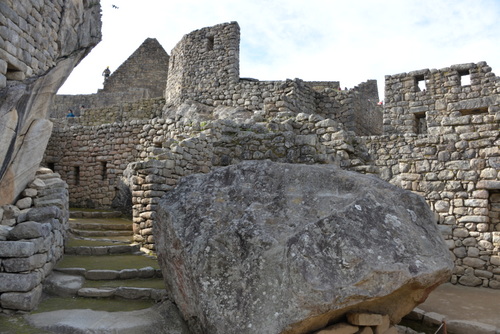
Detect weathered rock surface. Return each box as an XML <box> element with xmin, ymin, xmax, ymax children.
<box><xmin>0</xmin><ymin>0</ymin><xmax>102</xmax><ymax>205</ymax></box>
<box><xmin>155</xmin><ymin>160</ymin><xmax>453</xmax><ymax>334</ymax></box>
<box><xmin>25</xmin><ymin>300</ymin><xmax>191</xmax><ymax>334</ymax></box>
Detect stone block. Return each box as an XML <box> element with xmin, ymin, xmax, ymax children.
<box><xmin>8</xmin><ymin>221</ymin><xmax>51</xmax><ymax>240</ymax></box>
<box><xmin>490</xmin><ymin>256</ymin><xmax>500</xmax><ymax>266</ymax></box>
<box><xmin>119</xmin><ymin>268</ymin><xmax>139</xmax><ymax>279</ymax></box>
<box><xmin>0</xmin><ymin>240</ymin><xmax>35</xmax><ymax>257</ymax></box>
<box><xmin>373</xmin><ymin>315</ymin><xmax>390</xmax><ymax>334</ymax></box>
<box><xmin>115</xmin><ymin>287</ymin><xmax>151</xmax><ymax>299</ymax></box>
<box><xmin>85</xmin><ymin>270</ymin><xmax>119</xmax><ymax>280</ymax></box>
<box><xmin>0</xmin><ymin>284</ymin><xmax>42</xmax><ymax>311</ymax></box>
<box><xmin>458</xmin><ymin>274</ymin><xmax>482</xmax><ymax>287</ymax></box>
<box><xmin>15</xmin><ymin>197</ymin><xmax>32</xmax><ymax>209</ymax></box>
<box><xmin>463</xmin><ymin>257</ymin><xmax>486</xmax><ymax>269</ymax></box>
<box><xmin>78</xmin><ymin>287</ymin><xmax>115</xmax><ymax>298</ymax></box>
<box><xmin>347</xmin><ymin>313</ymin><xmax>383</xmax><ymax>326</ymax></box>
<box><xmin>2</xmin><ymin>253</ymin><xmax>47</xmax><ymax>272</ymax></box>
<box><xmin>138</xmin><ymin>266</ymin><xmax>156</xmax><ymax>278</ymax></box>
<box><xmin>0</xmin><ymin>272</ymin><xmax>42</xmax><ymax>292</ymax></box>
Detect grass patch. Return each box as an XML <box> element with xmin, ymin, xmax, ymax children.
<box><xmin>56</xmin><ymin>254</ymin><xmax>159</xmax><ymax>271</ymax></box>
<box><xmin>35</xmin><ymin>296</ymin><xmax>155</xmax><ymax>313</ymax></box>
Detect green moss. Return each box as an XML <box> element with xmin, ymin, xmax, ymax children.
<box><xmin>0</xmin><ymin>314</ymin><xmax>51</xmax><ymax>334</ymax></box>
<box><xmin>56</xmin><ymin>254</ymin><xmax>159</xmax><ymax>271</ymax></box>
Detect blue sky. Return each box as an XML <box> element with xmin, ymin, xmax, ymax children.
<box><xmin>58</xmin><ymin>0</ymin><xmax>500</xmax><ymax>101</ymax></box>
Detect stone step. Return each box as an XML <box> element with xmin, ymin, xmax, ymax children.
<box><xmin>77</xmin><ymin>286</ymin><xmax>166</xmax><ymax>300</ymax></box>
<box><xmin>69</xmin><ymin>221</ymin><xmax>132</xmax><ymax>231</ymax></box>
<box><xmin>70</xmin><ymin>210</ymin><xmax>123</xmax><ymax>218</ymax></box>
<box><xmin>65</xmin><ymin>244</ymin><xmax>141</xmax><ymax>256</ymax></box>
<box><xmin>70</xmin><ymin>229</ymin><xmax>132</xmax><ymax>237</ymax></box>
<box><xmin>55</xmin><ymin>266</ymin><xmax>161</xmax><ymax>280</ymax></box>
<box><xmin>43</xmin><ymin>272</ymin><xmax>166</xmax><ymax>301</ymax></box>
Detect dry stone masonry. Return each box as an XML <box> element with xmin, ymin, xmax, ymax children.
<box><xmin>42</xmin><ymin>22</ymin><xmax>499</xmax><ymax>291</ymax></box>
<box><xmin>0</xmin><ymin>168</ymin><xmax>69</xmax><ymax>312</ymax></box>
<box><xmin>0</xmin><ymin>0</ymin><xmax>101</xmax><ymax>205</ymax></box>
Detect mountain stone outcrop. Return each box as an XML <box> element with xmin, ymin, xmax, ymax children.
<box><xmin>154</xmin><ymin>160</ymin><xmax>453</xmax><ymax>334</ymax></box>
<box><xmin>0</xmin><ymin>0</ymin><xmax>102</xmax><ymax>205</ymax></box>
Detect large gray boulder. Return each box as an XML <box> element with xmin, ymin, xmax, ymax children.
<box><xmin>0</xmin><ymin>1</ymin><xmax>101</xmax><ymax>205</ymax></box>
<box><xmin>154</xmin><ymin>160</ymin><xmax>453</xmax><ymax>334</ymax></box>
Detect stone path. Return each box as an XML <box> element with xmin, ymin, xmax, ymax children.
<box><xmin>21</xmin><ymin>210</ymin><xmax>190</xmax><ymax>333</ymax></box>
<box><xmin>405</xmin><ymin>283</ymin><xmax>500</xmax><ymax>334</ymax></box>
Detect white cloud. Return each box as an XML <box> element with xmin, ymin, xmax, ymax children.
<box><xmin>58</xmin><ymin>0</ymin><xmax>500</xmax><ymax>101</ymax></box>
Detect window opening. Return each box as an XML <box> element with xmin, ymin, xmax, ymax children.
<box><xmin>101</xmin><ymin>161</ymin><xmax>107</xmax><ymax>181</ymax></box>
<box><xmin>74</xmin><ymin>166</ymin><xmax>80</xmax><ymax>185</ymax></box>
<box><xmin>206</xmin><ymin>36</ymin><xmax>214</xmax><ymax>51</ymax></box>
<box><xmin>415</xmin><ymin>75</ymin><xmax>426</xmax><ymax>92</ymax></box>
<box><xmin>47</xmin><ymin>162</ymin><xmax>55</xmax><ymax>172</ymax></box>
<box><xmin>415</xmin><ymin>112</ymin><xmax>427</xmax><ymax>134</ymax></box>
<box><xmin>458</xmin><ymin>70</ymin><xmax>471</xmax><ymax>86</ymax></box>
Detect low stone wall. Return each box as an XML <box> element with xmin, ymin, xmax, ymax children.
<box><xmin>0</xmin><ymin>168</ymin><xmax>69</xmax><ymax>312</ymax></box>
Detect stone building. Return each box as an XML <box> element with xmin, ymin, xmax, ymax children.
<box><xmin>42</xmin><ymin>22</ymin><xmax>499</xmax><ymax>289</ymax></box>
<box><xmin>50</xmin><ymin>37</ymin><xmax>169</xmax><ymax>118</ymax></box>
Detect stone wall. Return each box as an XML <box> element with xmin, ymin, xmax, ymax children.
<box><xmin>164</xmin><ymin>22</ymin><xmax>381</xmax><ymax>136</ymax></box>
<box><xmin>0</xmin><ymin>0</ymin><xmax>99</xmax><ymax>87</ymax></box>
<box><xmin>365</xmin><ymin>108</ymin><xmax>500</xmax><ymax>289</ymax></box>
<box><xmin>0</xmin><ymin>168</ymin><xmax>69</xmax><ymax>312</ymax></box>
<box><xmin>383</xmin><ymin>62</ymin><xmax>500</xmax><ymax>135</ymax></box>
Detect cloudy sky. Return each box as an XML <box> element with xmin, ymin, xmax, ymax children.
<box><xmin>58</xmin><ymin>0</ymin><xmax>500</xmax><ymax>100</ymax></box>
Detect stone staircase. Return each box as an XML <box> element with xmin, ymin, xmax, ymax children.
<box><xmin>0</xmin><ymin>210</ymin><xmax>190</xmax><ymax>334</ymax></box>
<box><xmin>45</xmin><ymin>209</ymin><xmax>166</xmax><ymax>304</ymax></box>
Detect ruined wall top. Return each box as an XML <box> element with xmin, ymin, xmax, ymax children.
<box><xmin>383</xmin><ymin>61</ymin><xmax>500</xmax><ymax>135</ymax></box>
<box><xmin>165</xmin><ymin>21</ymin><xmax>240</xmax><ymax>105</ymax></box>
<box><xmin>102</xmin><ymin>38</ymin><xmax>169</xmax><ymax>98</ymax></box>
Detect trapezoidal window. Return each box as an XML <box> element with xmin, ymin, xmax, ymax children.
<box><xmin>415</xmin><ymin>112</ymin><xmax>427</xmax><ymax>134</ymax></box>
<box><xmin>206</xmin><ymin>36</ymin><xmax>214</xmax><ymax>51</ymax></box>
<box><xmin>458</xmin><ymin>70</ymin><xmax>471</xmax><ymax>86</ymax></box>
<box><xmin>415</xmin><ymin>75</ymin><xmax>426</xmax><ymax>92</ymax></box>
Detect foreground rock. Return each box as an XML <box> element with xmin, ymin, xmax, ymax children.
<box><xmin>25</xmin><ymin>300</ymin><xmax>190</xmax><ymax>334</ymax></box>
<box><xmin>0</xmin><ymin>1</ymin><xmax>101</xmax><ymax>205</ymax></box>
<box><xmin>155</xmin><ymin>160</ymin><xmax>453</xmax><ymax>334</ymax></box>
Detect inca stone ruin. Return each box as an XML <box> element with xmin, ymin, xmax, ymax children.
<box><xmin>0</xmin><ymin>2</ymin><xmax>499</xmax><ymax>333</ymax></box>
